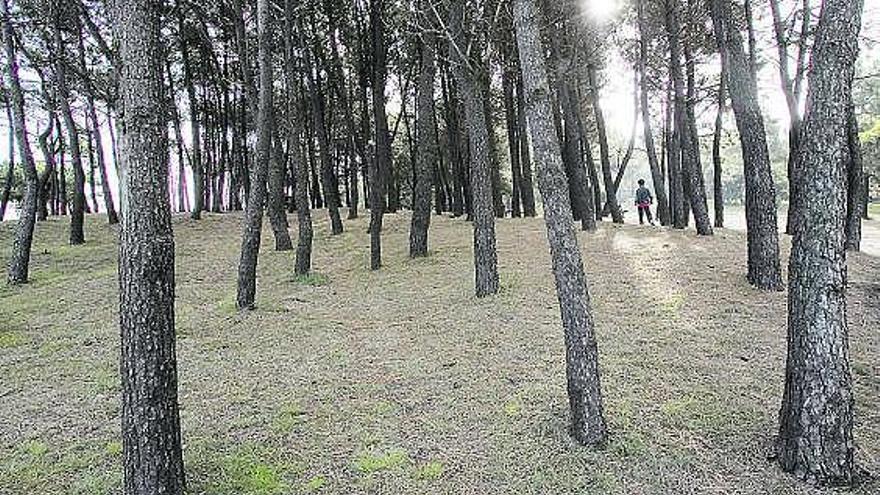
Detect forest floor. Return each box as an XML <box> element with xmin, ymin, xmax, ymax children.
<box><xmin>1</xmin><ymin>210</ymin><xmax>879</xmax><ymax>495</ymax></box>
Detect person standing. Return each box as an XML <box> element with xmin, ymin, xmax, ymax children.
<box><xmin>635</xmin><ymin>179</ymin><xmax>655</xmax><ymax>225</ymax></box>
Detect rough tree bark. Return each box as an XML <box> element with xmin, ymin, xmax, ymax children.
<box><xmin>410</xmin><ymin>27</ymin><xmax>438</xmax><ymax>258</ymax></box>
<box><xmin>663</xmin><ymin>0</ymin><xmax>686</xmax><ymax>229</ymax></box>
<box><xmin>111</xmin><ymin>0</ymin><xmax>186</xmax><ymax>492</ymax></box>
<box><xmin>513</xmin><ymin>0</ymin><xmax>607</xmax><ymax>446</ymax></box>
<box><xmin>4</xmin><ymin>0</ymin><xmax>39</xmax><ymax>285</ymax></box>
<box><xmin>285</xmin><ymin>0</ymin><xmax>313</xmax><ymax>276</ymax></box>
<box><xmin>682</xmin><ymin>2</ymin><xmax>713</xmax><ymax>236</ymax></box>
<box><xmin>235</xmin><ymin>0</ymin><xmax>272</xmax><ymax>309</ymax></box>
<box><xmin>712</xmin><ymin>0</ymin><xmax>783</xmax><ymax>290</ymax></box>
<box><xmin>448</xmin><ymin>0</ymin><xmax>499</xmax><ymax>297</ymax></box>
<box><xmin>776</xmin><ymin>0</ymin><xmax>864</xmax><ymax>485</ymax></box>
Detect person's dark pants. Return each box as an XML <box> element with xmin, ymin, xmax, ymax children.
<box><xmin>638</xmin><ymin>205</ymin><xmax>654</xmax><ymax>225</ymax></box>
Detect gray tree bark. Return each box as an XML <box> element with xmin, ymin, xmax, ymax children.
<box><xmin>111</xmin><ymin>0</ymin><xmax>186</xmax><ymax>492</ymax></box>
<box><xmin>235</xmin><ymin>0</ymin><xmax>272</xmax><ymax>309</ymax></box>
<box><xmin>410</xmin><ymin>29</ymin><xmax>438</xmax><ymax>258</ymax></box>
<box><xmin>776</xmin><ymin>0</ymin><xmax>864</xmax><ymax>485</ymax></box>
<box><xmin>3</xmin><ymin>0</ymin><xmax>39</xmax><ymax>285</ymax></box>
<box><xmin>53</xmin><ymin>7</ymin><xmax>86</xmax><ymax>245</ymax></box>
<box><xmin>448</xmin><ymin>0</ymin><xmax>499</xmax><ymax>297</ymax></box>
<box><xmin>712</xmin><ymin>0</ymin><xmax>783</xmax><ymax>290</ymax></box>
<box><xmin>513</xmin><ymin>0</ymin><xmax>607</xmax><ymax>446</ymax></box>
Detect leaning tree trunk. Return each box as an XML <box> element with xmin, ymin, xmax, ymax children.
<box><xmin>448</xmin><ymin>0</ymin><xmax>499</xmax><ymax>297</ymax></box>
<box><xmin>54</xmin><ymin>12</ymin><xmax>86</xmax><ymax>245</ymax></box>
<box><xmin>0</xmin><ymin>89</ymin><xmax>14</xmax><ymax>221</ymax></box>
<box><xmin>682</xmin><ymin>7</ymin><xmax>713</xmax><ymax>236</ymax></box>
<box><xmin>3</xmin><ymin>0</ymin><xmax>39</xmax><ymax>285</ymax></box>
<box><xmin>236</xmin><ymin>0</ymin><xmax>272</xmax><ymax>310</ymax></box>
<box><xmin>410</xmin><ymin>30</ymin><xmax>438</xmax><ymax>258</ymax></box>
<box><xmin>776</xmin><ymin>0</ymin><xmax>864</xmax><ymax>485</ymax></box>
<box><xmin>587</xmin><ymin>64</ymin><xmax>623</xmax><ymax>224</ymax></box>
<box><xmin>513</xmin><ymin>0</ymin><xmax>607</xmax><ymax>446</ymax></box>
<box><xmin>561</xmin><ymin>83</ymin><xmax>596</xmax><ymax>231</ymax></box>
<box><xmin>177</xmin><ymin>1</ymin><xmax>203</xmax><ymax>220</ymax></box>
<box><xmin>78</xmin><ymin>16</ymin><xmax>119</xmax><ymax>225</ymax></box>
<box><xmin>712</xmin><ymin>0</ymin><xmax>783</xmax><ymax>291</ymax></box>
<box><xmin>111</xmin><ymin>0</ymin><xmax>186</xmax><ymax>493</ymax></box>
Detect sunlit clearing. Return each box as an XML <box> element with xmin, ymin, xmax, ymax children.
<box><xmin>582</xmin><ymin>0</ymin><xmax>621</xmax><ymax>22</ymax></box>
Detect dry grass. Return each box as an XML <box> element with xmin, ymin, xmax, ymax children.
<box><xmin>0</xmin><ymin>210</ymin><xmax>878</xmax><ymax>494</ymax></box>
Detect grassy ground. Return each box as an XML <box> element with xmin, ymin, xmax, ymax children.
<box><xmin>1</xmin><ymin>210</ymin><xmax>878</xmax><ymax>494</ymax></box>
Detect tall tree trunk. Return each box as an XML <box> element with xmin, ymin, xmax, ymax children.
<box><xmin>300</xmin><ymin>31</ymin><xmax>344</xmax><ymax>236</ymax></box>
<box><xmin>587</xmin><ymin>64</ymin><xmax>623</xmax><ymax>224</ymax></box>
<box><xmin>236</xmin><ymin>0</ymin><xmax>272</xmax><ymax>310</ymax></box>
<box><xmin>663</xmin><ymin>3</ymin><xmax>686</xmax><ymax>229</ymax></box>
<box><xmin>285</xmin><ymin>0</ymin><xmax>313</xmax><ymax>275</ymax></box>
<box><xmin>410</xmin><ymin>30</ymin><xmax>438</xmax><ymax>257</ymax></box>
<box><xmin>78</xmin><ymin>17</ymin><xmax>119</xmax><ymax>224</ymax></box>
<box><xmin>637</xmin><ymin>0</ymin><xmax>670</xmax><ymax>226</ymax></box>
<box><xmin>177</xmin><ymin>2</ymin><xmax>203</xmax><ymax>220</ymax></box>
<box><xmin>448</xmin><ymin>0</ymin><xmax>499</xmax><ymax>297</ymax></box>
<box><xmin>770</xmin><ymin>0</ymin><xmax>811</xmax><ymax>235</ymax></box>
<box><xmin>682</xmin><ymin>6</ymin><xmax>713</xmax><ymax>236</ymax></box>
<box><xmin>776</xmin><ymin>0</ymin><xmax>863</xmax><ymax>485</ymax></box>
<box><xmin>268</xmin><ymin>129</ymin><xmax>293</xmax><ymax>250</ymax></box>
<box><xmin>3</xmin><ymin>0</ymin><xmax>39</xmax><ymax>285</ymax></box>
<box><xmin>513</xmin><ymin>0</ymin><xmax>607</xmax><ymax>446</ymax></box>
<box><xmin>712</xmin><ymin>0</ymin><xmax>783</xmax><ymax>290</ymax></box>
<box><xmin>111</xmin><ymin>0</ymin><xmax>186</xmax><ymax>493</ymax></box>
<box><xmin>844</xmin><ymin>102</ymin><xmax>863</xmax><ymax>251</ymax></box>
<box><xmin>713</xmin><ymin>76</ymin><xmax>726</xmax><ymax>229</ymax></box>
<box><xmin>517</xmin><ymin>74</ymin><xmax>537</xmax><ymax>217</ymax></box>
<box><xmin>54</xmin><ymin>11</ymin><xmax>86</xmax><ymax>245</ymax></box>
<box><xmin>501</xmin><ymin>46</ymin><xmax>523</xmax><ymax>218</ymax></box>
<box><xmin>0</xmin><ymin>90</ymin><xmax>14</xmax><ymax>221</ymax></box>
<box><xmin>561</xmin><ymin>83</ymin><xmax>596</xmax><ymax>231</ymax></box>
<box><xmin>371</xmin><ymin>0</ymin><xmax>394</xmax><ymax>217</ymax></box>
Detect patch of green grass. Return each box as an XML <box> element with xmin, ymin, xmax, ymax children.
<box><xmin>0</xmin><ymin>330</ymin><xmax>25</xmax><ymax>349</ymax></box>
<box><xmin>20</xmin><ymin>440</ymin><xmax>49</xmax><ymax>458</ymax></box>
<box><xmin>294</xmin><ymin>273</ymin><xmax>329</xmax><ymax>287</ymax></box>
<box><xmin>104</xmin><ymin>441</ymin><xmax>122</xmax><ymax>457</ymax></box>
<box><xmin>415</xmin><ymin>461</ymin><xmax>444</xmax><ymax>481</ymax></box>
<box><xmin>92</xmin><ymin>366</ymin><xmax>119</xmax><ymax>394</ymax></box>
<box><xmin>503</xmin><ymin>399</ymin><xmax>522</xmax><ymax>417</ymax></box>
<box><xmin>271</xmin><ymin>403</ymin><xmax>306</xmax><ymax>434</ymax></box>
<box><xmin>221</xmin><ymin>450</ymin><xmax>289</xmax><ymax>495</ymax></box>
<box><xmin>609</xmin><ymin>430</ymin><xmax>647</xmax><ymax>458</ymax></box>
<box><xmin>354</xmin><ymin>448</ymin><xmax>409</xmax><ymax>473</ymax></box>
<box><xmin>659</xmin><ymin>293</ymin><xmax>685</xmax><ymax>317</ymax></box>
<box><xmin>303</xmin><ymin>475</ymin><xmax>326</xmax><ymax>492</ymax></box>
